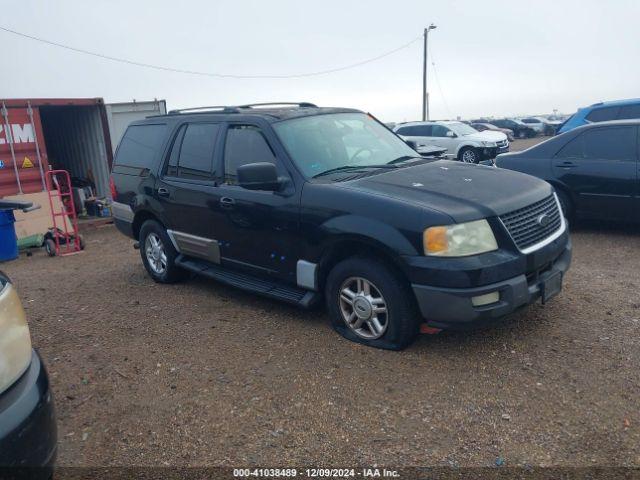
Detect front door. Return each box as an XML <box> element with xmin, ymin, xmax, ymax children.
<box><xmin>213</xmin><ymin>123</ymin><xmax>300</xmax><ymax>281</ymax></box>
<box><xmin>552</xmin><ymin>125</ymin><xmax>638</xmax><ymax>221</ymax></box>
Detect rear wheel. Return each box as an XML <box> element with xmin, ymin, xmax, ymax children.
<box><xmin>139</xmin><ymin>220</ymin><xmax>187</xmax><ymax>283</ymax></box>
<box><xmin>458</xmin><ymin>147</ymin><xmax>480</xmax><ymax>164</ymax></box>
<box><xmin>517</xmin><ymin>130</ymin><xmax>527</xmax><ymax>139</ymax></box>
<box><xmin>325</xmin><ymin>257</ymin><xmax>420</xmax><ymax>350</ymax></box>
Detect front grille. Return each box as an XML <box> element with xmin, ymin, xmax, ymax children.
<box><xmin>496</xmin><ymin>139</ymin><xmax>508</xmax><ymax>148</ymax></box>
<box><xmin>500</xmin><ymin>195</ymin><xmax>562</xmax><ymax>251</ymax></box>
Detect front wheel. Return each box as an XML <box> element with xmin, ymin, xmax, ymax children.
<box><xmin>139</xmin><ymin>220</ymin><xmax>187</xmax><ymax>283</ymax></box>
<box><xmin>458</xmin><ymin>147</ymin><xmax>480</xmax><ymax>164</ymax></box>
<box><xmin>325</xmin><ymin>257</ymin><xmax>420</xmax><ymax>350</ymax></box>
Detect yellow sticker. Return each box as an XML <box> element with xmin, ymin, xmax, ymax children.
<box><xmin>22</xmin><ymin>157</ymin><xmax>34</xmax><ymax>168</ymax></box>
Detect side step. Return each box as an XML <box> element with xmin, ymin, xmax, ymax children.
<box><xmin>175</xmin><ymin>255</ymin><xmax>321</xmax><ymax>308</ymax></box>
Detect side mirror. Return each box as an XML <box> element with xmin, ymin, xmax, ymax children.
<box><xmin>405</xmin><ymin>139</ymin><xmax>418</xmax><ymax>150</ymax></box>
<box><xmin>446</xmin><ymin>131</ymin><xmax>456</xmax><ymax>138</ymax></box>
<box><xmin>237</xmin><ymin>162</ymin><xmax>281</xmax><ymax>191</ymax></box>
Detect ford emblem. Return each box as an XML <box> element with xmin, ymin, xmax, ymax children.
<box><xmin>537</xmin><ymin>214</ymin><xmax>551</xmax><ymax>228</ymax></box>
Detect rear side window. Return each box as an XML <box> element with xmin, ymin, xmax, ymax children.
<box><xmin>556</xmin><ymin>126</ymin><xmax>636</xmax><ymax>161</ymax></box>
<box><xmin>223</xmin><ymin>125</ymin><xmax>277</xmax><ymax>185</ymax></box>
<box><xmin>617</xmin><ymin>104</ymin><xmax>640</xmax><ymax>120</ymax></box>
<box><xmin>396</xmin><ymin>125</ymin><xmax>431</xmax><ymax>136</ymax></box>
<box><xmin>585</xmin><ymin>106</ymin><xmax>619</xmax><ymax>122</ymax></box>
<box><xmin>165</xmin><ymin>123</ymin><xmax>220</xmax><ymax>180</ymax></box>
<box><xmin>115</xmin><ymin>124</ymin><xmax>167</xmax><ymax>168</ymax></box>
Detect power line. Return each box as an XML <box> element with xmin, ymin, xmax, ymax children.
<box><xmin>428</xmin><ymin>43</ymin><xmax>453</xmax><ymax>119</ymax></box>
<box><xmin>0</xmin><ymin>25</ymin><xmax>421</xmax><ymax>79</ymax></box>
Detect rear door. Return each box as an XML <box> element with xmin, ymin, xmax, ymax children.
<box><xmin>154</xmin><ymin>122</ymin><xmax>224</xmax><ymax>262</ymax></box>
<box><xmin>552</xmin><ymin>125</ymin><xmax>638</xmax><ymax>221</ymax></box>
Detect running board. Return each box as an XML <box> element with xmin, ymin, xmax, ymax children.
<box><xmin>175</xmin><ymin>255</ymin><xmax>321</xmax><ymax>308</ymax></box>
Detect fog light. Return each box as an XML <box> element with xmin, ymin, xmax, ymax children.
<box><xmin>471</xmin><ymin>291</ymin><xmax>500</xmax><ymax>307</ymax></box>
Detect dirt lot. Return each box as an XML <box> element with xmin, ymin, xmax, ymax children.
<box><xmin>4</xmin><ymin>137</ymin><xmax>640</xmax><ymax>468</ymax></box>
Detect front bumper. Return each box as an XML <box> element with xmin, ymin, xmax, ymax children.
<box><xmin>480</xmin><ymin>144</ymin><xmax>509</xmax><ymax>159</ymax></box>
<box><xmin>0</xmin><ymin>350</ymin><xmax>56</xmax><ymax>472</ymax></box>
<box><xmin>411</xmin><ymin>241</ymin><xmax>572</xmax><ymax>330</ymax></box>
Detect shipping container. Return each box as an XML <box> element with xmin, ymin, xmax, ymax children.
<box><xmin>105</xmin><ymin>100</ymin><xmax>166</xmax><ymax>152</ymax></box>
<box><xmin>0</xmin><ymin>98</ymin><xmax>113</xmax><ymax>199</ymax></box>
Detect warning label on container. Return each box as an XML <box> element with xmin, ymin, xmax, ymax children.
<box><xmin>21</xmin><ymin>156</ymin><xmax>34</xmax><ymax>168</ymax></box>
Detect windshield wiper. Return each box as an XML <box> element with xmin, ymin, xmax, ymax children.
<box><xmin>312</xmin><ymin>164</ymin><xmax>396</xmax><ymax>178</ymax></box>
<box><xmin>387</xmin><ymin>155</ymin><xmax>421</xmax><ymax>165</ymax></box>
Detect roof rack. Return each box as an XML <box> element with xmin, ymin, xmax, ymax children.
<box><xmin>167</xmin><ymin>102</ymin><xmax>317</xmax><ymax>115</ymax></box>
<box><xmin>168</xmin><ymin>105</ymin><xmax>241</xmax><ymax>115</ymax></box>
<box><xmin>237</xmin><ymin>102</ymin><xmax>318</xmax><ymax>109</ymax></box>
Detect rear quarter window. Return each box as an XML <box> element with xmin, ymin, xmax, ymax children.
<box><xmin>114</xmin><ymin>124</ymin><xmax>167</xmax><ymax>170</ymax></box>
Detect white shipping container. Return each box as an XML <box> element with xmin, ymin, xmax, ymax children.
<box><xmin>105</xmin><ymin>100</ymin><xmax>167</xmax><ymax>153</ymax></box>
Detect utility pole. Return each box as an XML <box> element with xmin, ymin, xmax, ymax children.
<box><xmin>422</xmin><ymin>24</ymin><xmax>437</xmax><ymax>121</ymax></box>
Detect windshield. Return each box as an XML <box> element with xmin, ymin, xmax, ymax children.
<box><xmin>448</xmin><ymin>122</ymin><xmax>478</xmax><ymax>136</ymax></box>
<box><xmin>273</xmin><ymin>113</ymin><xmax>417</xmax><ymax>177</ymax></box>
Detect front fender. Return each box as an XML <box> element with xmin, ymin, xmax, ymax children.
<box><xmin>321</xmin><ymin>214</ymin><xmax>420</xmax><ymax>256</ymax></box>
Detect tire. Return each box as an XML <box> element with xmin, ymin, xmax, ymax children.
<box><xmin>458</xmin><ymin>147</ymin><xmax>480</xmax><ymax>164</ymax></box>
<box><xmin>139</xmin><ymin>220</ymin><xmax>187</xmax><ymax>283</ymax></box>
<box><xmin>44</xmin><ymin>238</ymin><xmax>57</xmax><ymax>257</ymax></box>
<box><xmin>555</xmin><ymin>189</ymin><xmax>573</xmax><ymax>222</ymax></box>
<box><xmin>325</xmin><ymin>257</ymin><xmax>420</xmax><ymax>350</ymax></box>
<box><xmin>517</xmin><ymin>130</ymin><xmax>527</xmax><ymax>139</ymax></box>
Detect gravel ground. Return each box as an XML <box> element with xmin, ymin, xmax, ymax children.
<box><xmin>4</xmin><ymin>136</ymin><xmax>640</xmax><ymax>468</ymax></box>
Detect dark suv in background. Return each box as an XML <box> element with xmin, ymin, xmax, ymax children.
<box><xmin>111</xmin><ymin>103</ymin><xmax>571</xmax><ymax>350</ymax></box>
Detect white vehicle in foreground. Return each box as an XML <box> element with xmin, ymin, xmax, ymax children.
<box><xmin>393</xmin><ymin>121</ymin><xmax>509</xmax><ymax>164</ymax></box>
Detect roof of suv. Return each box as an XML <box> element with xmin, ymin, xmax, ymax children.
<box><xmin>147</xmin><ymin>103</ymin><xmax>361</xmax><ymax>122</ymax></box>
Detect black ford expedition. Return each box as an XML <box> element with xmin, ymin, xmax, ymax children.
<box><xmin>111</xmin><ymin>103</ymin><xmax>571</xmax><ymax>350</ymax></box>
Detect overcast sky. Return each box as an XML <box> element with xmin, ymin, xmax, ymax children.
<box><xmin>1</xmin><ymin>0</ymin><xmax>638</xmax><ymax>121</ymax></box>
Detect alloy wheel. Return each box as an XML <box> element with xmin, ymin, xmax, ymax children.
<box><xmin>145</xmin><ymin>233</ymin><xmax>168</xmax><ymax>275</ymax></box>
<box><xmin>339</xmin><ymin>276</ymin><xmax>388</xmax><ymax>339</ymax></box>
<box><xmin>462</xmin><ymin>149</ymin><xmax>477</xmax><ymax>163</ymax></box>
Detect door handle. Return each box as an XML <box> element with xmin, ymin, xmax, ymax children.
<box><xmin>157</xmin><ymin>187</ymin><xmax>170</xmax><ymax>197</ymax></box>
<box><xmin>558</xmin><ymin>161</ymin><xmax>578</xmax><ymax>169</ymax></box>
<box><xmin>220</xmin><ymin>197</ymin><xmax>236</xmax><ymax>209</ymax></box>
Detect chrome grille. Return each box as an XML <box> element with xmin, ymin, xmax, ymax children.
<box><xmin>496</xmin><ymin>139</ymin><xmax>508</xmax><ymax>148</ymax></box>
<box><xmin>500</xmin><ymin>195</ymin><xmax>562</xmax><ymax>251</ymax></box>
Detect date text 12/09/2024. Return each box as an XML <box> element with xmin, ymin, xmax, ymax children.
<box><xmin>233</xmin><ymin>468</ymin><xmax>400</xmax><ymax>478</ymax></box>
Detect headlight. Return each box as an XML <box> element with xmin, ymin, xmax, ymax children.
<box><xmin>481</xmin><ymin>141</ymin><xmax>497</xmax><ymax>147</ymax></box>
<box><xmin>0</xmin><ymin>281</ymin><xmax>32</xmax><ymax>395</ymax></box>
<box><xmin>424</xmin><ymin>219</ymin><xmax>498</xmax><ymax>257</ymax></box>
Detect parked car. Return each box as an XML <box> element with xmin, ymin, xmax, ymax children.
<box><xmin>0</xmin><ymin>269</ymin><xmax>56</xmax><ymax>472</ymax></box>
<box><xmin>520</xmin><ymin>117</ymin><xmax>545</xmax><ymax>134</ymax></box>
<box><xmin>557</xmin><ymin>98</ymin><xmax>640</xmax><ymax>134</ymax></box>
<box><xmin>393</xmin><ymin>121</ymin><xmax>509</xmax><ymax>164</ymax></box>
<box><xmin>470</xmin><ymin>122</ymin><xmax>515</xmax><ymax>142</ymax></box>
<box><xmin>496</xmin><ymin>120</ymin><xmax>639</xmax><ymax>222</ymax></box>
<box><xmin>490</xmin><ymin>119</ymin><xmax>537</xmax><ymax>139</ymax></box>
<box><xmin>111</xmin><ymin>102</ymin><xmax>571</xmax><ymax>350</ymax></box>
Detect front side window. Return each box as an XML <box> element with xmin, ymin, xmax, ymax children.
<box><xmin>223</xmin><ymin>125</ymin><xmax>277</xmax><ymax>185</ymax></box>
<box><xmin>273</xmin><ymin>113</ymin><xmax>418</xmax><ymax>178</ymax></box>
<box><xmin>617</xmin><ymin>104</ymin><xmax>640</xmax><ymax>120</ymax></box>
<box><xmin>431</xmin><ymin>125</ymin><xmax>450</xmax><ymax>137</ymax></box>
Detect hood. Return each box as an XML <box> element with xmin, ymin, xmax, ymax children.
<box><xmin>460</xmin><ymin>130</ymin><xmax>507</xmax><ymax>142</ymax></box>
<box><xmin>337</xmin><ymin>160</ymin><xmax>551</xmax><ymax>223</ymax></box>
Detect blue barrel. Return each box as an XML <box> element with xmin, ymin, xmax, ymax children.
<box><xmin>0</xmin><ymin>210</ymin><xmax>18</xmax><ymax>262</ymax></box>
